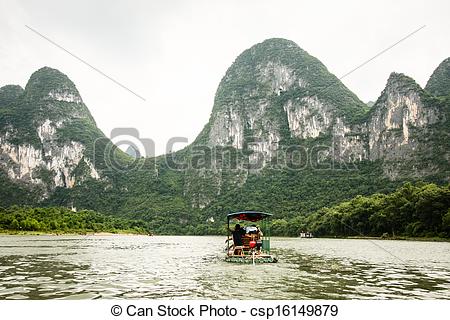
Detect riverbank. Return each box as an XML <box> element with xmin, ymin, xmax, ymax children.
<box><xmin>329</xmin><ymin>235</ymin><xmax>450</xmax><ymax>242</ymax></box>
<box><xmin>0</xmin><ymin>230</ymin><xmax>152</xmax><ymax>236</ymax></box>
<box><xmin>1</xmin><ymin>231</ymin><xmax>447</xmax><ymax>242</ymax></box>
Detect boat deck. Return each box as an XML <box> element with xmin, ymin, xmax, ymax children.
<box><xmin>225</xmin><ymin>254</ymin><xmax>277</xmax><ymax>263</ymax></box>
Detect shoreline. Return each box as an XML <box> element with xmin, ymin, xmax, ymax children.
<box><xmin>339</xmin><ymin>235</ymin><xmax>450</xmax><ymax>242</ymax></box>
<box><xmin>304</xmin><ymin>236</ymin><xmax>450</xmax><ymax>242</ymax></box>
<box><xmin>0</xmin><ymin>230</ymin><xmax>152</xmax><ymax>236</ymax></box>
<box><xmin>0</xmin><ymin>231</ymin><xmax>448</xmax><ymax>242</ymax></box>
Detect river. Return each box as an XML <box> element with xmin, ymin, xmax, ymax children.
<box><xmin>0</xmin><ymin>235</ymin><xmax>449</xmax><ymax>299</ymax></box>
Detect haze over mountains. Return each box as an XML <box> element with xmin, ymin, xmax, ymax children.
<box><xmin>0</xmin><ymin>38</ymin><xmax>449</xmax><ymax>233</ymax></box>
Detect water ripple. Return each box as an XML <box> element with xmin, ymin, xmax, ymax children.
<box><xmin>0</xmin><ymin>235</ymin><xmax>449</xmax><ymax>299</ymax></box>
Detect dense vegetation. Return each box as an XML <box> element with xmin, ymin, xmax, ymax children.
<box><xmin>2</xmin><ymin>182</ymin><xmax>448</xmax><ymax>238</ymax></box>
<box><xmin>425</xmin><ymin>57</ymin><xmax>450</xmax><ymax>97</ymax></box>
<box><xmin>202</xmin><ymin>161</ymin><xmax>399</xmax><ymax>222</ymax></box>
<box><xmin>0</xmin><ymin>206</ymin><xmax>151</xmax><ymax>234</ymax></box>
<box><xmin>269</xmin><ymin>183</ymin><xmax>450</xmax><ymax>238</ymax></box>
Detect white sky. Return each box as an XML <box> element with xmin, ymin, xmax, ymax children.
<box><xmin>0</xmin><ymin>0</ymin><xmax>449</xmax><ymax>155</ymax></box>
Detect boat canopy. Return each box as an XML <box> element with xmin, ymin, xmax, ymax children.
<box><xmin>227</xmin><ymin>211</ymin><xmax>272</xmax><ymax>222</ymax></box>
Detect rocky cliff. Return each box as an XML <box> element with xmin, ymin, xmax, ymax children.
<box><xmin>334</xmin><ymin>72</ymin><xmax>444</xmax><ymax>179</ymax></box>
<box><xmin>193</xmin><ymin>40</ymin><xmax>448</xmax><ymax>171</ymax></box>
<box><xmin>184</xmin><ymin>39</ymin><xmax>449</xmax><ymax>208</ymax></box>
<box><xmin>0</xmin><ymin>67</ymin><xmax>102</xmax><ymax>200</ymax></box>
<box><xmin>195</xmin><ymin>38</ymin><xmax>367</xmax><ymax>157</ymax></box>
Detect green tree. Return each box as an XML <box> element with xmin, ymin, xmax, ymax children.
<box><xmin>10</xmin><ymin>219</ymin><xmax>20</xmax><ymax>230</ymax></box>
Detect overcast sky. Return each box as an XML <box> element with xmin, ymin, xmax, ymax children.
<box><xmin>1</xmin><ymin>0</ymin><xmax>449</xmax><ymax>155</ymax></box>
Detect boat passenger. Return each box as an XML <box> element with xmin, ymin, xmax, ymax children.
<box><xmin>256</xmin><ymin>226</ymin><xmax>263</xmax><ymax>253</ymax></box>
<box><xmin>257</xmin><ymin>226</ymin><xmax>263</xmax><ymax>237</ymax></box>
<box><xmin>246</xmin><ymin>225</ymin><xmax>258</xmax><ymax>234</ymax></box>
<box><xmin>232</xmin><ymin>224</ymin><xmax>246</xmax><ymax>247</ymax></box>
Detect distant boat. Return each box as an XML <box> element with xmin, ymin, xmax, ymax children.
<box><xmin>299</xmin><ymin>231</ymin><xmax>313</xmax><ymax>238</ymax></box>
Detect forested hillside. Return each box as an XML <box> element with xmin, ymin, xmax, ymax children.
<box><xmin>0</xmin><ymin>39</ymin><xmax>449</xmax><ymax>237</ymax></box>
<box><xmin>270</xmin><ymin>183</ymin><xmax>450</xmax><ymax>238</ymax></box>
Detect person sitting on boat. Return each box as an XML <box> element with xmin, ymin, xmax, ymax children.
<box><xmin>256</xmin><ymin>226</ymin><xmax>263</xmax><ymax>237</ymax></box>
<box><xmin>245</xmin><ymin>225</ymin><xmax>256</xmax><ymax>234</ymax></box>
<box><xmin>256</xmin><ymin>226</ymin><xmax>263</xmax><ymax>253</ymax></box>
<box><xmin>232</xmin><ymin>224</ymin><xmax>246</xmax><ymax>247</ymax></box>
<box><xmin>246</xmin><ymin>224</ymin><xmax>258</xmax><ymax>234</ymax></box>
<box><xmin>230</xmin><ymin>224</ymin><xmax>247</xmax><ymax>256</ymax></box>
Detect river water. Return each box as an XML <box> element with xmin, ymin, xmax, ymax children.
<box><xmin>0</xmin><ymin>235</ymin><xmax>449</xmax><ymax>299</ymax></box>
